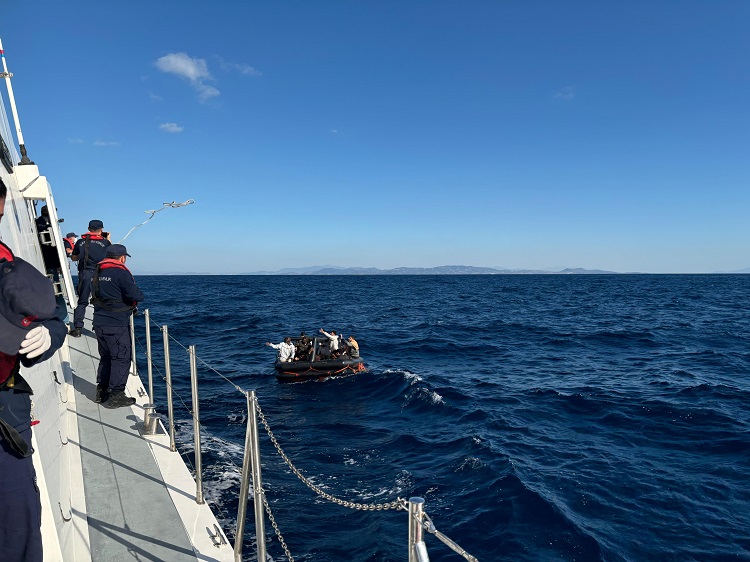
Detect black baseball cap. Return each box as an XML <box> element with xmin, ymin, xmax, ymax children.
<box><xmin>0</xmin><ymin>246</ymin><xmax>59</xmax><ymax>355</ymax></box>
<box><xmin>88</xmin><ymin>219</ymin><xmax>104</xmax><ymax>230</ymax></box>
<box><xmin>106</xmin><ymin>244</ymin><xmax>131</xmax><ymax>258</ymax></box>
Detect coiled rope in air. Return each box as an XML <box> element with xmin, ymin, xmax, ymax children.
<box><xmin>118</xmin><ymin>199</ymin><xmax>195</xmax><ymax>243</ymax></box>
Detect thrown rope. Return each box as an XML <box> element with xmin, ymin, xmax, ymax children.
<box><xmin>118</xmin><ymin>199</ymin><xmax>195</xmax><ymax>243</ymax></box>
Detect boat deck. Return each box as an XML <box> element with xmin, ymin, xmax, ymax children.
<box><xmin>67</xmin><ymin>313</ymin><xmax>233</xmax><ymax>561</ymax></box>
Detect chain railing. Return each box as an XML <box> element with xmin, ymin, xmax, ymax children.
<box><xmin>134</xmin><ymin>309</ymin><xmax>479</xmax><ymax>562</ymax></box>
<box><xmin>259</xmin><ymin>487</ymin><xmax>295</xmax><ymax>562</ymax></box>
<box><xmin>255</xmin><ymin>400</ymin><xmax>407</xmax><ymax>512</ymax></box>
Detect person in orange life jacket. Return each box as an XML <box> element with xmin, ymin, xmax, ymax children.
<box><xmin>0</xmin><ymin>181</ymin><xmax>68</xmax><ymax>562</ymax></box>
<box><xmin>64</xmin><ymin>232</ymin><xmax>77</xmax><ymax>257</ymax></box>
<box><xmin>91</xmin><ymin>244</ymin><xmax>143</xmax><ymax>407</ymax></box>
<box><xmin>69</xmin><ymin>219</ymin><xmax>111</xmax><ymax>337</ymax></box>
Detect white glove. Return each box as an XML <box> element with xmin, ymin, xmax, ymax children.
<box><xmin>19</xmin><ymin>325</ymin><xmax>52</xmax><ymax>359</ymax></box>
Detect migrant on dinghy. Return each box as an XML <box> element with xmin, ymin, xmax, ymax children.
<box><xmin>266</xmin><ymin>332</ymin><xmax>366</xmax><ymax>382</ymax></box>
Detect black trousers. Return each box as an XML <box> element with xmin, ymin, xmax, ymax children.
<box><xmin>73</xmin><ymin>269</ymin><xmax>94</xmax><ymax>329</ymax></box>
<box><xmin>94</xmin><ymin>325</ymin><xmax>132</xmax><ymax>392</ymax></box>
<box><xmin>0</xmin><ymin>391</ymin><xmax>42</xmax><ymax>562</ymax></box>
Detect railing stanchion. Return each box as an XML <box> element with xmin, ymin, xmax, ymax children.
<box><xmin>129</xmin><ymin>314</ymin><xmax>137</xmax><ymax>376</ymax></box>
<box><xmin>163</xmin><ymin>325</ymin><xmax>176</xmax><ymax>452</ymax></box>
<box><xmin>234</xmin><ymin>390</ymin><xmax>266</xmax><ymax>562</ymax></box>
<box><xmin>189</xmin><ymin>345</ymin><xmax>204</xmax><ymax>504</ymax></box>
<box><xmin>249</xmin><ymin>390</ymin><xmax>267</xmax><ymax>561</ymax></box>
<box><xmin>144</xmin><ymin>309</ymin><xmax>154</xmax><ymax>403</ymax></box>
<box><xmin>409</xmin><ymin>497</ymin><xmax>430</xmax><ymax>562</ymax></box>
<box><xmin>234</xmin><ymin>392</ymin><xmax>252</xmax><ymax>561</ymax></box>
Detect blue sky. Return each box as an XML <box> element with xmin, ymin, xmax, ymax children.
<box><xmin>1</xmin><ymin>1</ymin><xmax>748</xmax><ymax>273</ymax></box>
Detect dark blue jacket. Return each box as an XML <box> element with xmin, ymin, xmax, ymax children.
<box><xmin>0</xmin><ymin>315</ymin><xmax>67</xmax><ymax>457</ymax></box>
<box><xmin>71</xmin><ymin>233</ymin><xmax>110</xmax><ymax>272</ymax></box>
<box><xmin>92</xmin><ymin>259</ymin><xmax>144</xmax><ymax>327</ymax></box>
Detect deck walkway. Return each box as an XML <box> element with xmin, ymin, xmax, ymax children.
<box><xmin>67</xmin><ymin>313</ymin><xmax>233</xmax><ymax>562</ymax></box>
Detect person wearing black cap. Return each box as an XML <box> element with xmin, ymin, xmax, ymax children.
<box><xmin>63</xmin><ymin>232</ymin><xmax>77</xmax><ymax>258</ymax></box>
<box><xmin>91</xmin><ymin>243</ymin><xmax>144</xmax><ymax>407</ymax></box>
<box><xmin>69</xmin><ymin>219</ymin><xmax>111</xmax><ymax>337</ymax></box>
<box><xmin>0</xmin><ymin>179</ymin><xmax>68</xmax><ymax>562</ymax></box>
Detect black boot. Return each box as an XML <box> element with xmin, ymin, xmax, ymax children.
<box><xmin>95</xmin><ymin>385</ymin><xmax>108</xmax><ymax>403</ymax></box>
<box><xmin>68</xmin><ymin>328</ymin><xmax>82</xmax><ymax>337</ymax></box>
<box><xmin>103</xmin><ymin>391</ymin><xmax>136</xmax><ymax>409</ymax></box>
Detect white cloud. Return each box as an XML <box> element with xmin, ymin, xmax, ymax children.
<box><xmin>155</xmin><ymin>52</ymin><xmax>220</xmax><ymax>102</ymax></box>
<box><xmin>197</xmin><ymin>84</ymin><xmax>220</xmax><ymax>102</ymax></box>
<box><xmin>156</xmin><ymin>52</ymin><xmax>211</xmax><ymax>81</ymax></box>
<box><xmin>67</xmin><ymin>138</ymin><xmax>84</xmax><ymax>144</ymax></box>
<box><xmin>94</xmin><ymin>140</ymin><xmax>120</xmax><ymax>147</ymax></box>
<box><xmin>159</xmin><ymin>122</ymin><xmax>184</xmax><ymax>133</ymax></box>
<box><xmin>149</xmin><ymin>91</ymin><xmax>163</xmax><ymax>102</ymax></box>
<box><xmin>554</xmin><ymin>86</ymin><xmax>576</xmax><ymax>100</ymax></box>
<box><xmin>218</xmin><ymin>57</ymin><xmax>262</xmax><ymax>77</ymax></box>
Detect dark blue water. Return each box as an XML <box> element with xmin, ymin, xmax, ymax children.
<box><xmin>132</xmin><ymin>275</ymin><xmax>750</xmax><ymax>562</ymax></box>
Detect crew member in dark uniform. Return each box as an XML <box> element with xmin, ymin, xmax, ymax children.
<box><xmin>63</xmin><ymin>232</ymin><xmax>77</xmax><ymax>258</ymax></box>
<box><xmin>69</xmin><ymin>219</ymin><xmax>110</xmax><ymax>337</ymax></box>
<box><xmin>91</xmin><ymin>244</ymin><xmax>144</xmax><ymax>407</ymax></box>
<box><xmin>34</xmin><ymin>205</ymin><xmax>68</xmax><ymax>323</ymax></box>
<box><xmin>34</xmin><ymin>205</ymin><xmax>61</xmax><ymax>274</ymax></box>
<box><xmin>0</xmin><ymin>181</ymin><xmax>67</xmax><ymax>562</ymax></box>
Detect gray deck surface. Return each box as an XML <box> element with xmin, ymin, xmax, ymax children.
<box><xmin>68</xmin><ymin>317</ymin><xmax>199</xmax><ymax>561</ymax></box>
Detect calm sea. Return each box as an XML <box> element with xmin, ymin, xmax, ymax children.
<box><xmin>131</xmin><ymin>274</ymin><xmax>750</xmax><ymax>562</ymax></box>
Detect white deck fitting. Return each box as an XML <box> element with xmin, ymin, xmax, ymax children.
<box><xmin>67</xmin><ymin>314</ymin><xmax>233</xmax><ymax>562</ymax></box>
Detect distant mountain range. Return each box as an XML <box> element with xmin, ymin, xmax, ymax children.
<box><xmin>245</xmin><ymin>265</ymin><xmax>620</xmax><ymax>275</ymax></box>
<box><xmin>135</xmin><ymin>265</ymin><xmax>750</xmax><ymax>275</ymax></box>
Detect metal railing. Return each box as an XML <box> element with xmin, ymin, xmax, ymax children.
<box><xmin>235</xmin><ymin>391</ymin><xmax>266</xmax><ymax>562</ymax></box>
<box><xmin>134</xmin><ymin>309</ymin><xmax>479</xmax><ymax>562</ymax></box>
